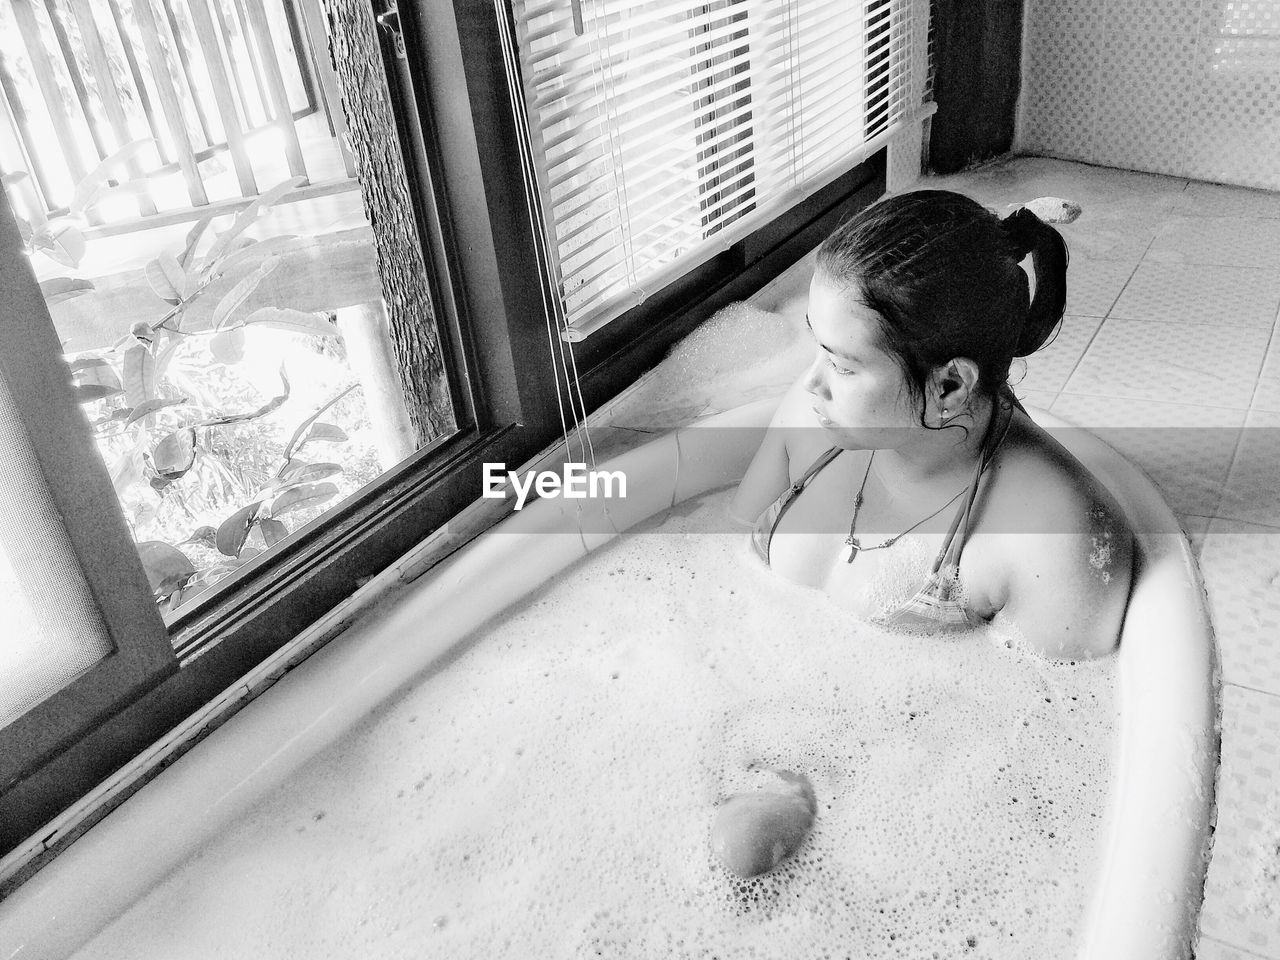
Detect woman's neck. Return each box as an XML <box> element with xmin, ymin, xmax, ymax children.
<box><xmin>874</xmin><ymin>394</ymin><xmax>996</xmax><ymax>489</ymax></box>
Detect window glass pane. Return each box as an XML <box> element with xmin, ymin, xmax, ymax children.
<box><xmin>0</xmin><ymin>0</ymin><xmax>456</xmax><ymax>623</ymax></box>
<box><xmin>0</xmin><ymin>368</ymin><xmax>114</xmax><ymax>727</ymax></box>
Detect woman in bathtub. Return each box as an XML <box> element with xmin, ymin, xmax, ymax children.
<box><xmin>730</xmin><ymin>190</ymin><xmax>1132</xmax><ymax>660</ymax></box>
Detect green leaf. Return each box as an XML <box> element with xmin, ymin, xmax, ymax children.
<box><xmin>125</xmin><ymin>396</ymin><xmax>187</xmax><ymax>427</ymax></box>
<box><xmin>153</xmin><ymin>339</ymin><xmax>181</xmax><ymax>385</ymax></box>
<box><xmin>72</xmin><ymin>357</ymin><xmax>122</xmax><ymax>395</ymax></box>
<box><xmin>256</xmin><ymin>460</ymin><xmax>342</xmax><ymax>499</ymax></box>
<box><xmin>211</xmin><ymin>254</ymin><xmax>279</xmax><ymax>330</ymax></box>
<box><xmin>254</xmin><ymin>175</ymin><xmax>307</xmax><ymax>213</ymax></box>
<box><xmin>162</xmin><ymin>253</ymin><xmax>192</xmax><ymax>299</ymax></box>
<box><xmin>34</xmin><ymin>224</ymin><xmax>86</xmax><ymax>268</ymax></box>
<box><xmin>145</xmin><ymin>260</ymin><xmax>179</xmax><ymax>305</ymax></box>
<box><xmin>243</xmin><ymin>307</ymin><xmax>337</xmax><ymax>338</ymax></box>
<box><xmin>261</xmin><ymin>481</ymin><xmax>339</xmax><ymax>519</ymax></box>
<box><xmin>299</xmin><ymin>422</ymin><xmax>347</xmax><ymax>447</ymax></box>
<box><xmin>216</xmin><ymin>501</ymin><xmax>262</xmax><ymax>557</ymax></box>
<box><xmin>258</xmin><ymin>517</ymin><xmax>289</xmax><ymax>546</ymax></box>
<box><xmin>279</xmin><ymin>383</ymin><xmax>357</xmax><ymax>463</ymax></box>
<box><xmin>68</xmin><ymin>356</ymin><xmax>111</xmax><ymax>372</ymax></box>
<box><xmin>209</xmin><ymin>327</ymin><xmax>246</xmax><ymax>364</ymax></box>
<box><xmin>145</xmin><ymin>253</ymin><xmax>190</xmax><ymax>304</ymax></box>
<box><xmin>221</xmin><ymin>236</ymin><xmax>258</xmax><ymax>259</ymax></box>
<box><xmin>123</xmin><ymin>344</ymin><xmax>156</xmax><ymax>407</ymax></box>
<box><xmin>203</xmin><ymin>176</ymin><xmax>306</xmax><ymax>267</ymax></box>
<box><xmin>184</xmin><ymin>559</ymin><xmax>249</xmax><ymax>594</ymax></box>
<box><xmin>214</xmin><ymin>234</ymin><xmax>300</xmax><ymax>277</ymax></box>
<box><xmin>195</xmin><ymin>365</ymin><xmax>289</xmax><ymax>426</ymax></box>
<box><xmin>110</xmin><ymin>448</ymin><xmax>144</xmax><ymax>497</ymax></box>
<box><xmin>278</xmin><ymin>461</ymin><xmax>343</xmax><ymax>487</ymax></box>
<box><xmin>40</xmin><ymin>277</ymin><xmax>95</xmax><ymax>304</ymax></box>
<box><xmin>136</xmin><ymin>540</ymin><xmax>196</xmax><ymax>596</ymax></box>
<box><xmin>93</xmin><ymin>406</ymin><xmax>135</xmax><ymax>428</ymax></box>
<box><xmin>152</xmin><ymin>428</ymin><xmax>196</xmax><ymax>478</ymax></box>
<box><xmin>73</xmin><ymin>383</ymin><xmax>122</xmax><ymax>403</ymax></box>
<box><xmin>179</xmin><ymin>214</ymin><xmax>215</xmax><ymax>271</ymax></box>
<box><xmin>69</xmin><ymin>138</ymin><xmax>155</xmax><ymax>215</ymax></box>
<box><xmin>180</xmin><ymin>525</ymin><xmax>218</xmax><ymax>547</ymax></box>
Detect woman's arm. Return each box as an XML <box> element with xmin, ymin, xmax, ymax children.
<box><xmin>728</xmin><ymin>378</ymin><xmax>810</xmax><ymax>526</ymax></box>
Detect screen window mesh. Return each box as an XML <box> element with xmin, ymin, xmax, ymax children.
<box><xmin>0</xmin><ymin>367</ymin><xmax>114</xmax><ymax>728</ymax></box>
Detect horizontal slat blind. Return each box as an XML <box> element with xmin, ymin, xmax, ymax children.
<box><xmin>508</xmin><ymin>0</ymin><xmax>924</xmax><ymax>335</ymax></box>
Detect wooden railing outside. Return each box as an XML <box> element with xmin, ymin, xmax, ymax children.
<box><xmin>0</xmin><ymin>0</ymin><xmax>357</xmax><ymax>234</ymax></box>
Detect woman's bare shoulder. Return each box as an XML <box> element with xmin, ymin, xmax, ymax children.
<box><xmin>985</xmin><ymin>413</ymin><xmax>1124</xmax><ymax>528</ymax></box>
<box><xmin>977</xmin><ymin>416</ymin><xmax>1134</xmax><ymax>659</ymax></box>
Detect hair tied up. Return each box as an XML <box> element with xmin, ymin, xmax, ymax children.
<box><xmin>1001</xmin><ymin>206</ymin><xmax>1069</xmax><ymax>357</ymax></box>
<box><xmin>1001</xmin><ymin>206</ymin><xmax>1042</xmax><ymax>260</ymax></box>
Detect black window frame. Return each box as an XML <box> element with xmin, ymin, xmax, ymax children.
<box><xmin>1</xmin><ymin>0</ymin><xmax>889</xmax><ymax>868</ymax></box>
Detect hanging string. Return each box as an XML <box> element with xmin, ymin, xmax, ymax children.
<box><xmin>498</xmin><ymin>0</ymin><xmax>623</xmax><ymax>544</ymax></box>
<box><xmin>498</xmin><ymin>0</ymin><xmax>595</xmax><ymax>472</ymax></box>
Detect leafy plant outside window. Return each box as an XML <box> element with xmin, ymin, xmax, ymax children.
<box><xmin>4</xmin><ymin>147</ymin><xmax>383</xmax><ymax>614</ymax></box>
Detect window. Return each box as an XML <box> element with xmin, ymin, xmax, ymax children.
<box><xmin>506</xmin><ymin>0</ymin><xmax>926</xmax><ymax>338</ymax></box>
<box><xmin>0</xmin><ymin>0</ymin><xmax>460</xmax><ymax>631</ymax></box>
<box><xmin>0</xmin><ymin>0</ymin><xmax>509</xmax><ymax>864</ymax></box>
<box><xmin>0</xmin><ymin>0</ymin><xmax>923</xmax><ymax>880</ymax></box>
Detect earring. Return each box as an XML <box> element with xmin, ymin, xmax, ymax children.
<box><xmin>941</xmin><ymin>408</ymin><xmax>950</xmax><ymax>423</ymax></box>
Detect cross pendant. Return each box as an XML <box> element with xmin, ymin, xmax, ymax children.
<box><xmin>844</xmin><ymin>536</ymin><xmax>860</xmax><ymax>564</ymax></box>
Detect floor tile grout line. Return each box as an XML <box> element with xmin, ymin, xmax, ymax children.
<box><xmin>1199</xmin><ymin>933</ymin><xmax>1280</xmax><ymax>960</ymax></box>
<box><xmin>1059</xmin><ymin>313</ymin><xmax>1118</xmax><ymax>396</ymax></box>
<box><xmin>1223</xmin><ymin>680</ymin><xmax>1280</xmax><ymax>703</ymax></box>
<box><xmin>1061</xmin><ymin>234</ymin><xmax>1156</xmax><ymax>396</ymax></box>
<box><xmin>1206</xmin><ymin>512</ymin><xmax>1280</xmax><ymax>533</ymax></box>
<box><xmin>1246</xmin><ymin>295</ymin><xmax>1280</xmax><ymax>411</ymax></box>
<box><xmin>1215</xmin><ymin>320</ymin><xmax>1275</xmax><ymax>513</ymax></box>
<box><xmin>1054</xmin><ymin>389</ymin><xmax>1253</xmax><ymax>416</ymax></box>
<box><xmin>1208</xmin><ymin>427</ymin><xmax>1241</xmax><ymax>519</ymax></box>
<box><xmin>1056</xmin><ymin>307</ymin><xmax>1268</xmax><ymax>412</ymax></box>
<box><xmin>1102</xmin><ymin>242</ymin><xmax>1152</xmax><ymax>318</ymax></box>
<box><xmin>1105</xmin><ymin>314</ymin><xmax>1276</xmax><ymax>331</ymax></box>
<box><xmin>1087</xmin><ymin>312</ymin><xmax>1274</xmax><ymax>335</ymax></box>
<box><xmin>1205</xmin><ymin>250</ymin><xmax>1279</xmax><ymax>512</ymax></box>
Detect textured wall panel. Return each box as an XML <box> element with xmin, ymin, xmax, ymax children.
<box><xmin>1020</xmin><ymin>0</ymin><xmax>1280</xmax><ymax>190</ymax></box>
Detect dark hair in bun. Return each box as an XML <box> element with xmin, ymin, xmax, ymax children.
<box><xmin>816</xmin><ymin>189</ymin><xmax>1068</xmax><ymax>414</ymax></box>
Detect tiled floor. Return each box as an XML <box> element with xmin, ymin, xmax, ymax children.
<box><xmin>588</xmin><ymin>157</ymin><xmax>1280</xmax><ymax>958</ymax></box>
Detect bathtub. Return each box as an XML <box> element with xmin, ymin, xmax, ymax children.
<box><xmin>0</xmin><ymin>399</ymin><xmax>1218</xmax><ymax>960</ymax></box>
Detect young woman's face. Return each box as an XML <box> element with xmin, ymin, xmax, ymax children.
<box><xmin>802</xmin><ymin>272</ymin><xmax>924</xmax><ymax>449</ymax></box>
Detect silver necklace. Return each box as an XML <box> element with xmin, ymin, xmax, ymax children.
<box><xmin>844</xmin><ymin>452</ymin><xmax>968</xmax><ymax>564</ymax></box>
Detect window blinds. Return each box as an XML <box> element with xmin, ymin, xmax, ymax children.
<box><xmin>506</xmin><ymin>0</ymin><xmax>927</xmax><ymax>339</ymax></box>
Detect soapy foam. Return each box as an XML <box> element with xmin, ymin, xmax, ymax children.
<box><xmin>76</xmin><ymin>488</ymin><xmax>1117</xmax><ymax>960</ymax></box>
<box><xmin>613</xmin><ymin>301</ymin><xmax>811</xmax><ymax>423</ymax></box>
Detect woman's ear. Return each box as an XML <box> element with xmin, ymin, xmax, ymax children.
<box><xmin>928</xmin><ymin>358</ymin><xmax>982</xmax><ymax>425</ymax></box>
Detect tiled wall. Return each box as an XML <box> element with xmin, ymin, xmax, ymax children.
<box><xmin>1017</xmin><ymin>0</ymin><xmax>1280</xmax><ymax>190</ymax></box>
